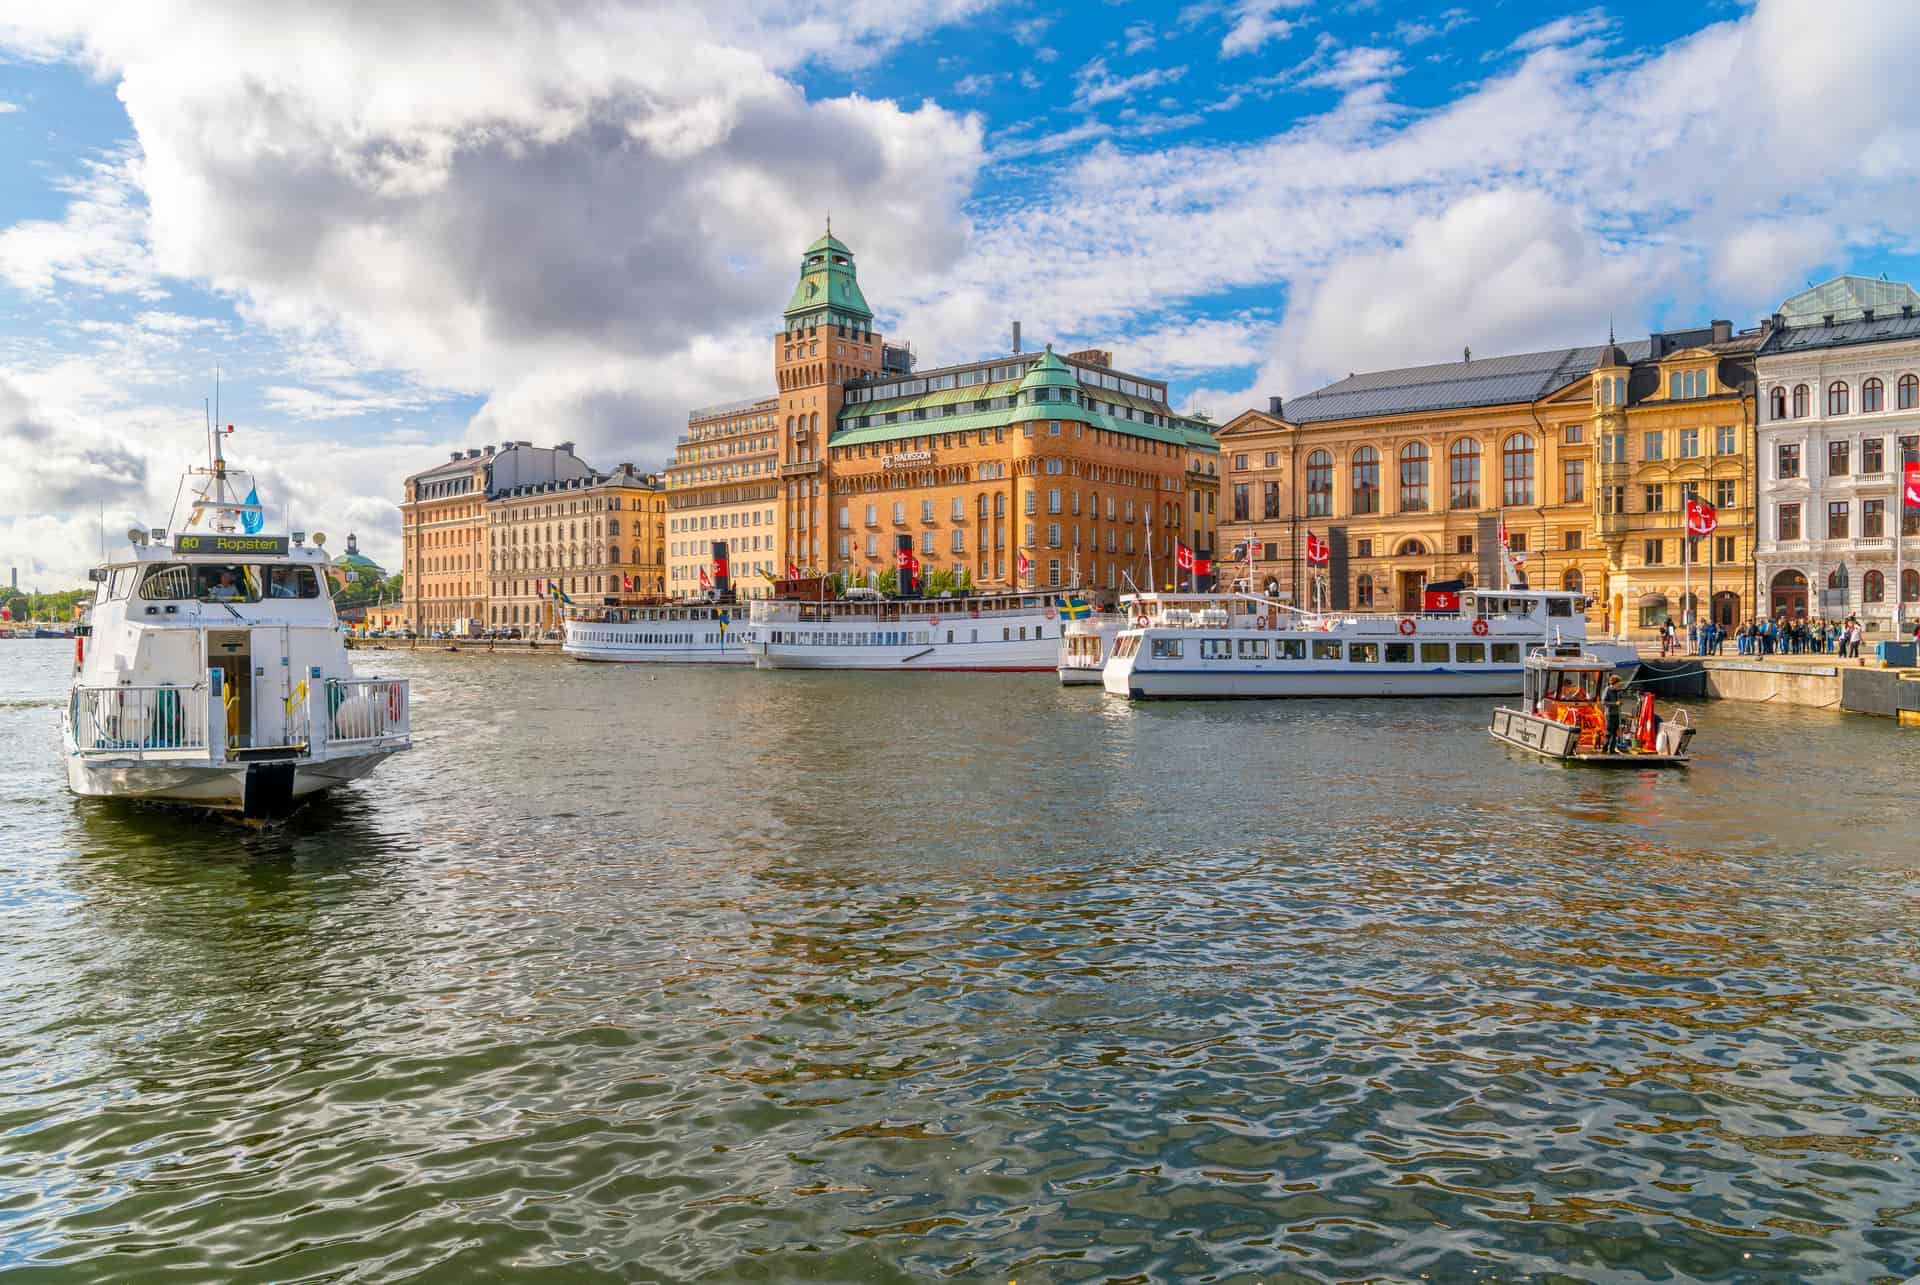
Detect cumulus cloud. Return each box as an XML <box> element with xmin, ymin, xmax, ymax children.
<box><xmin>1220</xmin><ymin>0</ymin><xmax>1311</xmax><ymax>57</ymax></box>
<box><xmin>1072</xmin><ymin>58</ymin><xmax>1189</xmax><ymax>109</ymax></box>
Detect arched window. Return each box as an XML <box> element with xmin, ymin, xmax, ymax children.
<box><xmin>608</xmin><ymin>518</ymin><xmax>621</xmax><ymax>536</ymax></box>
<box><xmin>1355</xmin><ymin>573</ymin><xmax>1374</xmax><ymax>607</ymax></box>
<box><xmin>608</xmin><ymin>575</ymin><xmax>620</xmax><ymax>592</ymax></box>
<box><xmin>1792</xmin><ymin>384</ymin><xmax>1810</xmax><ymax>417</ymax></box>
<box><xmin>1827</xmin><ymin>381</ymin><xmax>1850</xmax><ymax>416</ymax></box>
<box><xmin>1864</xmin><ymin>569</ymin><xmax>1885</xmax><ymax>603</ymax></box>
<box><xmin>1769</xmin><ymin>387</ymin><xmax>1787</xmax><ymax>420</ymax></box>
<box><xmin>1396</xmin><ymin>539</ymin><xmax>1427</xmax><ymax>556</ymax></box>
<box><xmin>1562</xmin><ymin>569</ymin><xmax>1583</xmax><ymax>593</ymax></box>
<box><xmin>610</xmin><ymin>545</ymin><xmax>623</xmax><ymax>564</ymax></box>
<box><xmin>1399</xmin><ymin>441</ymin><xmax>1430</xmax><ymax>512</ymax></box>
<box><xmin>1502</xmin><ymin>433</ymin><xmax>1535</xmax><ymax>506</ymax></box>
<box><xmin>1449</xmin><ymin>438</ymin><xmax>1481</xmax><ymax>509</ymax></box>
<box><xmin>1828</xmin><ymin>564</ymin><xmax>1848</xmax><ymax>590</ymax></box>
<box><xmin>1900</xmin><ymin>373</ymin><xmax>1919</xmax><ymax>410</ymax></box>
<box><xmin>1906</xmin><ymin>569</ymin><xmax>1920</xmax><ymax>604</ymax></box>
<box><xmin>1862</xmin><ymin>377</ymin><xmax>1885</xmax><ymax>413</ymax></box>
<box><xmin>810</xmin><ymin>412</ymin><xmax>820</xmax><ymax>433</ymax></box>
<box><xmin>1306</xmin><ymin>450</ymin><xmax>1332</xmax><ymax>516</ymax></box>
<box><xmin>1351</xmin><ymin>446</ymin><xmax>1379</xmax><ymax>514</ymax></box>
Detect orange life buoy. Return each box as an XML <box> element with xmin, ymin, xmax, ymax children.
<box><xmin>75</xmin><ymin>634</ymin><xmax>84</xmax><ymax>669</ymax></box>
<box><xmin>1397</xmin><ymin>617</ymin><xmax>1416</xmax><ymax>636</ymax></box>
<box><xmin>388</xmin><ymin>685</ymin><xmax>404</xmax><ymax>720</ymax></box>
<box><xmin>1134</xmin><ymin>613</ymin><xmax>1149</xmax><ymax>628</ymax></box>
<box><xmin>1471</xmin><ymin>618</ymin><xmax>1489</xmax><ymax>636</ymax></box>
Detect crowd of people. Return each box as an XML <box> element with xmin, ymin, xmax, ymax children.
<box><xmin>1652</xmin><ymin>613</ymin><xmax>1918</xmax><ymax>658</ymax></box>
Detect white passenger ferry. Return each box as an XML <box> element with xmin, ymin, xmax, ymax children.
<box><xmin>63</xmin><ymin>435</ymin><xmax>411</xmax><ymax>817</ymax></box>
<box><xmin>1058</xmin><ymin>607</ymin><xmax>1133</xmax><ymax>685</ymax></box>
<box><xmin>1103</xmin><ymin>588</ymin><xmax>1635</xmax><ymax>700</ymax></box>
<box><xmin>562</xmin><ymin>602</ymin><xmax>752</xmax><ymax>664</ymax></box>
<box><xmin>744</xmin><ymin>587</ymin><xmax>1071</xmax><ymax>671</ymax></box>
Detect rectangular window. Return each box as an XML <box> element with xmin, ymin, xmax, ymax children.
<box><xmin>838</xmin><ymin>535</ymin><xmax>850</xmax><ymax>559</ymax></box>
<box><xmin>1643</xmin><ymin>431</ymin><xmax>1664</xmax><ymax>461</ymax></box>
<box><xmin>1564</xmin><ymin>530</ymin><xmax>1582</xmax><ymax>550</ymax></box>
<box><xmin>893</xmin><ymin>501</ymin><xmax>906</xmax><ymax>523</ymax></box>
<box><xmin>1420</xmin><ymin>642</ymin><xmax>1450</xmax><ymax>663</ymax></box>
<box><xmin>1355</xmin><ymin>539</ymin><xmax>1373</xmax><ymax>559</ymax></box>
<box><xmin>1863</xmin><ymin>438</ymin><xmax>1884</xmax><ymax>473</ymax></box>
<box><xmin>1509</xmin><ymin>532</ymin><xmax>1526</xmax><ymax>552</ymax></box>
<box><xmin>865</xmin><ymin>535</ymin><xmax>877</xmax><ymax>557</ymax></box>
<box><xmin>1047</xmin><ymin>523</ymin><xmax>1061</xmax><ymax>547</ymax></box>
<box><xmin>1312</xmin><ymin>640</ymin><xmax>1341</xmax><ymax>661</ymax></box>
<box><xmin>1456</xmin><ymin>535</ymin><xmax>1473</xmax><ymax>555</ymax></box>
<box><xmin>1237</xmin><ymin>638</ymin><xmax>1268</xmax><ymax>659</ymax></box>
<box><xmin>1264</xmin><ymin>451</ymin><xmax>1279</xmax><ymax>468</ymax></box>
<box><xmin>1201</xmin><ymin>638</ymin><xmax>1232</xmax><ymax>659</ymax></box>
<box><xmin>1262</xmin><ymin>542</ymin><xmax>1278</xmax><ymax>561</ymax></box>
<box><xmin>1829</xmin><ymin>440</ymin><xmax>1850</xmax><ymax>477</ymax></box>
<box><xmin>1603</xmin><ymin>486</ymin><xmax>1625</xmax><ymax>515</ymax></box>
<box><xmin>1678</xmin><ymin>428</ymin><xmax>1699</xmax><ymax>458</ymax></box>
<box><xmin>1232</xmin><ymin>483</ymin><xmax>1249</xmax><ymax>521</ymax></box>
<box><xmin>1277</xmin><ymin>639</ymin><xmax>1305</xmax><ymax>660</ymax></box>
<box><xmin>1643</xmin><ymin>484</ymin><xmax>1664</xmax><ymax>513</ymax></box>
<box><xmin>1564</xmin><ymin>423</ymin><xmax>1584</xmax><ymax>444</ymax></box>
<box><xmin>1644</xmin><ymin>538</ymin><xmax>1665</xmax><ymax>565</ymax></box>
<box><xmin>950</xmin><ymin>529</ymin><xmax>965</xmax><ymax>552</ymax></box>
<box><xmin>1349</xmin><ymin>642</ymin><xmax>1380</xmax><ymax>663</ymax></box>
<box><xmin>1563</xmin><ymin>458</ymin><xmax>1585</xmax><ymax>503</ymax></box>
<box><xmin>1490</xmin><ymin>643</ymin><xmax>1520</xmax><ymax>664</ymax></box>
<box><xmin>1827</xmin><ymin>500</ymin><xmax>1849</xmax><ymax>539</ymax></box>
<box><xmin>1263</xmin><ymin>481</ymin><xmax>1281</xmax><ymax>519</ymax></box>
<box><xmin>1713</xmin><ymin>479</ymin><xmax>1736</xmax><ymax>509</ymax></box>
<box><xmin>1714</xmin><ymin>535</ymin><xmax>1735</xmax><ymax>562</ymax></box>
<box><xmin>1864</xmin><ymin>499</ymin><xmax>1885</xmax><ymax>538</ymax></box>
<box><xmin>1150</xmin><ymin>638</ymin><xmax>1184</xmax><ymax>659</ymax></box>
<box><xmin>1047</xmin><ymin>488</ymin><xmax>1061</xmax><ymax>514</ymax></box>
<box><xmin>1778</xmin><ymin>442</ymin><xmax>1800</xmax><ymax>479</ymax></box>
<box><xmin>1233</xmin><ymin>454</ymin><xmax>1248</xmax><ymax>470</ymax></box>
<box><xmin>1382</xmin><ymin>642</ymin><xmax>1414</xmax><ymax>663</ymax></box>
<box><xmin>1778</xmin><ymin>502</ymin><xmax>1801</xmax><ymax>541</ymax></box>
<box><xmin>1048</xmin><ymin>558</ymin><xmax>1061</xmax><ymax>586</ymax></box>
<box><xmin>1715</xmin><ymin>425</ymin><xmax>1737</xmax><ymax>455</ymax></box>
<box><xmin>1456</xmin><ymin>642</ymin><xmax>1486</xmax><ymax>664</ymax></box>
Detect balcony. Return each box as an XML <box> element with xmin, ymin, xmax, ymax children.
<box><xmin>780</xmin><ymin>460</ymin><xmax>822</xmax><ymax>478</ymax></box>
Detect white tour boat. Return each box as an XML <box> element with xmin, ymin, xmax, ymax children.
<box><xmin>744</xmin><ymin>586</ymin><xmax>1080</xmax><ymax>672</ymax></box>
<box><xmin>1058</xmin><ymin>602</ymin><xmax>1134</xmax><ymax>685</ymax></box>
<box><xmin>562</xmin><ymin>602</ymin><xmax>752</xmax><ymax>664</ymax></box>
<box><xmin>1103</xmin><ymin>588</ymin><xmax>1635</xmax><ymax>700</ymax></box>
<box><xmin>62</xmin><ymin>433</ymin><xmax>411</xmax><ymax>817</ymax></box>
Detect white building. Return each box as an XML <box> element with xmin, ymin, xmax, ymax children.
<box><xmin>1754</xmin><ymin>276</ymin><xmax>1920</xmax><ymax>630</ymax></box>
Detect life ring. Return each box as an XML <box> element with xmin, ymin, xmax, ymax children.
<box><xmin>1471</xmin><ymin>618</ymin><xmax>1489</xmax><ymax>636</ymax></box>
<box><xmin>1134</xmin><ymin>613</ymin><xmax>1149</xmax><ymax>628</ymax></box>
<box><xmin>1259</xmin><ymin>613</ymin><xmax>1273</xmax><ymax>630</ymax></box>
<box><xmin>1397</xmin><ymin>617</ymin><xmax>1416</xmax><ymax>636</ymax></box>
<box><xmin>387</xmin><ymin>685</ymin><xmax>404</xmax><ymax>720</ymax></box>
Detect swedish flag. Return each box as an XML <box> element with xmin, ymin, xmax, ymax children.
<box><xmin>1056</xmin><ymin>594</ymin><xmax>1091</xmax><ymax>620</ymax></box>
<box><xmin>549</xmin><ymin>582</ymin><xmax>575</xmax><ymax>606</ymax></box>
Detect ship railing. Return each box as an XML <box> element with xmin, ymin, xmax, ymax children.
<box><xmin>324</xmin><ymin>677</ymin><xmax>412</xmax><ymax>748</ymax></box>
<box><xmin>70</xmin><ymin>684</ymin><xmax>209</xmax><ymax>755</ymax></box>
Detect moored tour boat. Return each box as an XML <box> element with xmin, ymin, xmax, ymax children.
<box><xmin>62</xmin><ymin>431</ymin><xmax>411</xmax><ymax>817</ymax></box>
<box><xmin>1489</xmin><ymin>649</ymin><xmax>1694</xmax><ymax>765</ymax></box>
<box><xmin>1103</xmin><ymin>587</ymin><xmax>1636</xmax><ymax>700</ymax></box>
<box><xmin>1057</xmin><ymin>600</ymin><xmax>1133</xmax><ymax>685</ymax></box>
<box><xmin>562</xmin><ymin>601</ymin><xmax>752</xmax><ymax>664</ymax></box>
<box><xmin>745</xmin><ymin>586</ymin><xmax>1085</xmax><ymax>672</ymax></box>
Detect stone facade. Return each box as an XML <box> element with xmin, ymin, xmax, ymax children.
<box><xmin>400</xmin><ymin>448</ymin><xmax>491</xmax><ymax>634</ymax></box>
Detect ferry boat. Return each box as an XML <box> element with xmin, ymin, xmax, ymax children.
<box><xmin>61</xmin><ymin>431</ymin><xmax>411</xmax><ymax>817</ymax></box>
<box><xmin>1103</xmin><ymin>587</ymin><xmax>1635</xmax><ymax>700</ymax></box>
<box><xmin>1058</xmin><ymin>606</ymin><xmax>1133</xmax><ymax>685</ymax></box>
<box><xmin>744</xmin><ymin>586</ymin><xmax>1079</xmax><ymax>672</ymax></box>
<box><xmin>1490</xmin><ymin>649</ymin><xmax>1694</xmax><ymax>765</ymax></box>
<box><xmin>562</xmin><ymin>601</ymin><xmax>752</xmax><ymax>664</ymax></box>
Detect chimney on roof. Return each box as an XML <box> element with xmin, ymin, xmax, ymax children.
<box><xmin>1711</xmin><ymin>318</ymin><xmax>1732</xmax><ymax>345</ymax></box>
<box><xmin>1012</xmin><ymin>320</ymin><xmax>1022</xmax><ymax>354</ymax></box>
<box><xmin>1462</xmin><ymin>346</ymin><xmax>1471</xmax><ymax>363</ymax></box>
<box><xmin>557</xmin><ymin>441</ymin><xmax>575</xmax><ymax>455</ymax></box>
<box><xmin>484</xmin><ymin>444</ymin><xmax>495</xmax><ymax>455</ymax></box>
<box><xmin>1823</xmin><ymin>314</ymin><xmax>1835</xmax><ymax>326</ymax></box>
<box><xmin>467</xmin><ymin>448</ymin><xmax>480</xmax><ymax>458</ymax></box>
<box><xmin>1268</xmin><ymin>395</ymin><xmax>1284</xmax><ymax>418</ymax></box>
<box><xmin>449</xmin><ymin>450</ymin><xmax>463</xmax><ymax>462</ymax></box>
<box><xmin>1863</xmin><ymin>308</ymin><xmax>1875</xmax><ymax>322</ymax></box>
<box><xmin>1905</xmin><ymin>304</ymin><xmax>1915</xmax><ymax>319</ymax></box>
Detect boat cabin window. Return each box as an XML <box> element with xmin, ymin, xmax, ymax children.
<box><xmin>1201</xmin><ymin>638</ymin><xmax>1231</xmax><ymax>659</ymax></box>
<box><xmin>138</xmin><ymin>562</ymin><xmax>320</xmax><ymax>602</ymax></box>
<box><xmin>1312</xmin><ymin>640</ymin><xmax>1341</xmax><ymax>661</ymax></box>
<box><xmin>1420</xmin><ymin>643</ymin><xmax>1449</xmax><ymax>664</ymax></box>
<box><xmin>1545</xmin><ymin>597</ymin><xmax>1574</xmax><ymax>617</ymax></box>
<box><xmin>1277</xmin><ymin>639</ymin><xmax>1305</xmax><ymax>660</ymax></box>
<box><xmin>1237</xmin><ymin>638</ymin><xmax>1268</xmax><ymax>659</ymax></box>
<box><xmin>1548</xmin><ymin>670</ymin><xmax>1600</xmax><ymax>701</ymax></box>
<box><xmin>1457</xmin><ymin>642</ymin><xmax>1486</xmax><ymax>663</ymax></box>
<box><xmin>1491</xmin><ymin>643</ymin><xmax>1520</xmax><ymax>664</ymax></box>
<box><xmin>1384</xmin><ymin>642</ymin><xmax>1414</xmax><ymax>663</ymax></box>
<box><xmin>1150</xmin><ymin>638</ymin><xmax>1184</xmax><ymax>659</ymax></box>
<box><xmin>1349</xmin><ymin>642</ymin><xmax>1380</xmax><ymax>663</ymax></box>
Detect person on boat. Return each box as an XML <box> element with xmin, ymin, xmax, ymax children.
<box><xmin>1601</xmin><ymin>675</ymin><xmax>1625</xmax><ymax>753</ymax></box>
<box><xmin>205</xmin><ymin>569</ymin><xmax>241</xmax><ymax>602</ymax></box>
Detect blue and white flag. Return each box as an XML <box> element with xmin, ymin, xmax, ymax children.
<box><xmin>241</xmin><ymin>486</ymin><xmax>264</xmax><ymax>534</ymax></box>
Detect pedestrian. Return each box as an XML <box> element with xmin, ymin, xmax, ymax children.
<box><xmin>1687</xmin><ymin>619</ymin><xmax>1699</xmax><ymax>655</ymax></box>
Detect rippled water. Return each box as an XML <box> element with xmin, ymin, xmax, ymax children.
<box><xmin>3</xmin><ymin>639</ymin><xmax>1919</xmax><ymax>1282</ymax></box>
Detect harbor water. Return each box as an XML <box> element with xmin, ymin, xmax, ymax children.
<box><xmin>3</xmin><ymin>639</ymin><xmax>1918</xmax><ymax>1281</ymax></box>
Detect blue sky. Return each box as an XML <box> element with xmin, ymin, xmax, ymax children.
<box><xmin>3</xmin><ymin>0</ymin><xmax>1918</xmax><ymax>585</ymax></box>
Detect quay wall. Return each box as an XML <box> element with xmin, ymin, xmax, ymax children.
<box><xmin>1699</xmin><ymin>660</ymin><xmax>1842</xmax><ymax>710</ymax></box>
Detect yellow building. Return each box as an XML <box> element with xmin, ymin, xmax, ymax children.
<box><xmin>1589</xmin><ymin>323</ymin><xmax>1759</xmax><ymax>637</ymax></box>
<box><xmin>400</xmin><ymin>447</ymin><xmax>491</xmax><ymax>634</ymax></box>
<box><xmin>487</xmin><ymin>452</ymin><xmax>664</xmax><ymax>632</ymax></box>
<box><xmin>665</xmin><ymin>398</ymin><xmax>782</xmax><ymax>598</ymax></box>
<box><xmin>1217</xmin><ymin>353</ymin><xmax>1606</xmax><ymax>615</ymax></box>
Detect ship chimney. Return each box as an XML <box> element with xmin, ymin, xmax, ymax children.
<box><xmin>710</xmin><ymin>541</ymin><xmax>731</xmax><ymax>600</ymax></box>
<box><xmin>895</xmin><ymin>534</ymin><xmax>920</xmax><ymax>598</ymax></box>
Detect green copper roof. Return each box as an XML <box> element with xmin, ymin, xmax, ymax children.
<box><xmin>1017</xmin><ymin>346</ymin><xmax>1078</xmax><ymax>392</ymax></box>
<box><xmin>784</xmin><ymin>228</ymin><xmax>873</xmax><ymax>320</ymax></box>
<box><xmin>830</xmin><ymin>399</ymin><xmax>1216</xmax><ymax>452</ymax></box>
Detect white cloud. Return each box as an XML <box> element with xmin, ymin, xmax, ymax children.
<box><xmin>1394</xmin><ymin>8</ymin><xmax>1472</xmax><ymax>46</ymax></box>
<box><xmin>1298</xmin><ymin>46</ymin><xmax>1402</xmax><ymax>90</ymax></box>
<box><xmin>1012</xmin><ymin>17</ymin><xmax>1052</xmax><ymax>46</ymax></box>
<box><xmin>1072</xmin><ymin>58</ymin><xmax>1189</xmax><ymax>109</ymax></box>
<box><xmin>954</xmin><ymin>72</ymin><xmax>999</xmax><ymax>95</ymax></box>
<box><xmin>1020</xmin><ymin>69</ymin><xmax>1043</xmax><ymax>91</ymax></box>
<box><xmin>0</xmin><ymin>100</ymin><xmax>20</xmax><ymax>113</ymax></box>
<box><xmin>0</xmin><ymin>151</ymin><xmax>158</xmax><ymax>298</ymax></box>
<box><xmin>1124</xmin><ymin>23</ymin><xmax>1157</xmax><ymax>55</ymax></box>
<box><xmin>1508</xmin><ymin>7</ymin><xmax>1615</xmax><ymax>53</ymax></box>
<box><xmin>1221</xmin><ymin>1</ymin><xmax>1311</xmax><ymax>57</ymax></box>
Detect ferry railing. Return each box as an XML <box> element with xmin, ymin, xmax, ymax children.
<box><xmin>324</xmin><ymin>677</ymin><xmax>412</xmax><ymax>748</ymax></box>
<box><xmin>70</xmin><ymin>684</ymin><xmax>208</xmax><ymax>754</ymax></box>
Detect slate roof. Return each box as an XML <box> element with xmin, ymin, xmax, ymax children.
<box><xmin>1758</xmin><ymin>311</ymin><xmax>1920</xmax><ymax>358</ymax></box>
<box><xmin>1280</xmin><ymin>341</ymin><xmax>1654</xmax><ymax>424</ymax></box>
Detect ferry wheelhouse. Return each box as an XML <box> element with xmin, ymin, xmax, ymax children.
<box><xmin>562</xmin><ymin>601</ymin><xmax>751</xmax><ymax>664</ymax></box>
<box><xmin>62</xmin><ymin>435</ymin><xmax>411</xmax><ymax>817</ymax></box>
<box><xmin>744</xmin><ymin>586</ymin><xmax>1076</xmax><ymax>672</ymax></box>
<box><xmin>1103</xmin><ymin>588</ymin><xmax>1635</xmax><ymax>700</ymax></box>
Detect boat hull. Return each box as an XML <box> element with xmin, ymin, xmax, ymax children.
<box><xmin>748</xmin><ymin>642</ymin><xmax>1055</xmax><ymax>672</ymax></box>
<box><xmin>564</xmin><ymin>644</ymin><xmax>752</xmax><ymax>664</ymax></box>
<box><xmin>65</xmin><ymin>747</ymin><xmax>401</xmax><ymax>814</ymax></box>
<box><xmin>1488</xmin><ymin>706</ymin><xmax>1690</xmax><ymax>766</ymax></box>
<box><xmin>1057</xmin><ymin>665</ymin><xmax>1106</xmax><ymax>685</ymax></box>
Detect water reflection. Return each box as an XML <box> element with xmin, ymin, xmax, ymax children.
<box><xmin>1</xmin><ymin>641</ymin><xmax>1917</xmax><ymax>1281</ymax></box>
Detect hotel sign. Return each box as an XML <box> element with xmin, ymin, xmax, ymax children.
<box><xmin>174</xmin><ymin>534</ymin><xmax>291</xmax><ymax>556</ymax></box>
<box><xmin>883</xmin><ymin>450</ymin><xmax>933</xmax><ymax>469</ymax></box>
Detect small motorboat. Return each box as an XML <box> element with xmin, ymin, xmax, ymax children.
<box><xmin>1489</xmin><ymin>649</ymin><xmax>1694</xmax><ymax>766</ymax></box>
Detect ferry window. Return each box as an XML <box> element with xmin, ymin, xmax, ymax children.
<box><xmin>109</xmin><ymin>566</ymin><xmax>138</xmax><ymax>599</ymax></box>
<box><xmin>1237</xmin><ymin>638</ymin><xmax>1268</xmax><ymax>659</ymax></box>
<box><xmin>1312</xmin><ymin>640</ymin><xmax>1341</xmax><ymax>661</ymax></box>
<box><xmin>265</xmin><ymin>566</ymin><xmax>321</xmax><ymax>599</ymax></box>
<box><xmin>138</xmin><ymin>564</ymin><xmax>197</xmax><ymax>600</ymax></box>
<box><xmin>1384</xmin><ymin>642</ymin><xmax>1414</xmax><ymax>663</ymax></box>
<box><xmin>1349</xmin><ymin>642</ymin><xmax>1380</xmax><ymax>663</ymax></box>
<box><xmin>1150</xmin><ymin>638</ymin><xmax>1184</xmax><ymax>659</ymax></box>
<box><xmin>1201</xmin><ymin>638</ymin><xmax>1232</xmax><ymax>659</ymax></box>
<box><xmin>1491</xmin><ymin>643</ymin><xmax>1521</xmax><ymax>664</ymax></box>
<box><xmin>1421</xmin><ymin>642</ymin><xmax>1450</xmax><ymax>663</ymax></box>
<box><xmin>1456</xmin><ymin>642</ymin><xmax>1486</xmax><ymax>663</ymax></box>
<box><xmin>1019</xmin><ymin>627</ymin><xmax>1027</xmax><ymax>640</ymax></box>
<box><xmin>1277</xmin><ymin>639</ymin><xmax>1305</xmax><ymax>660</ymax></box>
<box><xmin>1546</xmin><ymin>598</ymin><xmax>1573</xmax><ymax>617</ymax></box>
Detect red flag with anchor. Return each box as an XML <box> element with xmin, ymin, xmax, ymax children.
<box><xmin>698</xmin><ymin>566</ymin><xmax>711</xmax><ymax>590</ymax></box>
<box><xmin>1017</xmin><ymin>550</ymin><xmax>1031</xmax><ymax>582</ymax></box>
<box><xmin>1305</xmin><ymin>532</ymin><xmax>1329</xmax><ymax>565</ymax></box>
<box><xmin>1685</xmin><ymin>497</ymin><xmax>1718</xmax><ymax>538</ymax></box>
<box><xmin>622</xmin><ymin>574</ymin><xmax>633</xmax><ymax>591</ymax></box>
<box><xmin>1175</xmin><ymin>542</ymin><xmax>1196</xmax><ymax>572</ymax></box>
<box><xmin>1905</xmin><ymin>461</ymin><xmax>1920</xmax><ymax>508</ymax></box>
<box><xmin>787</xmin><ymin>562</ymin><xmax>801</xmax><ymax>580</ymax></box>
